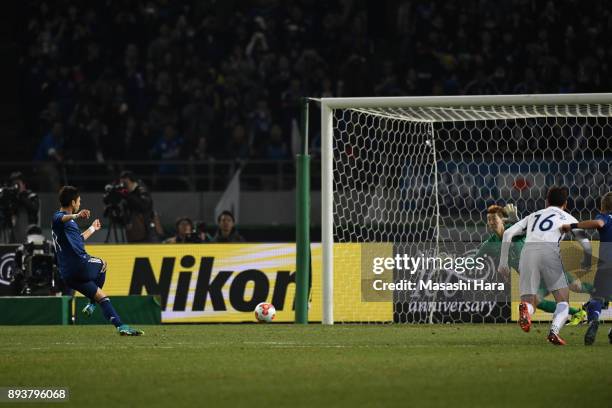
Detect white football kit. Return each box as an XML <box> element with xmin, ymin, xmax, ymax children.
<box><xmin>499</xmin><ymin>206</ymin><xmax>578</xmax><ymax>296</ymax></box>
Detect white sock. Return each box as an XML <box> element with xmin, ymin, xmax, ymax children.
<box><xmin>526</xmin><ymin>303</ymin><xmax>535</xmax><ymax>315</ymax></box>
<box><xmin>550</xmin><ymin>302</ymin><xmax>569</xmax><ymax>334</ymax></box>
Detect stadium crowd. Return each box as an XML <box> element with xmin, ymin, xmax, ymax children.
<box><xmin>19</xmin><ymin>0</ymin><xmax>612</xmax><ymax>167</ymax></box>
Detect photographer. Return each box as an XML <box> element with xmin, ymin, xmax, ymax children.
<box><xmin>0</xmin><ymin>172</ymin><xmax>40</xmax><ymax>243</ymax></box>
<box><xmin>212</xmin><ymin>210</ymin><xmax>245</xmax><ymax>243</ymax></box>
<box><xmin>164</xmin><ymin>217</ymin><xmax>202</xmax><ymax>243</ymax></box>
<box><xmin>118</xmin><ymin>171</ymin><xmax>158</xmax><ymax>243</ymax></box>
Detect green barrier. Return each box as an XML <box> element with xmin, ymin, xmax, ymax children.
<box><xmin>0</xmin><ymin>296</ymin><xmax>72</xmax><ymax>325</ymax></box>
<box><xmin>74</xmin><ymin>296</ymin><xmax>161</xmax><ymax>325</ymax></box>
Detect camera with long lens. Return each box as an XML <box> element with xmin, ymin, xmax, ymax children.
<box><xmin>103</xmin><ymin>183</ymin><xmax>127</xmax><ymax>206</ymax></box>
<box><xmin>13</xmin><ymin>226</ymin><xmax>58</xmax><ymax>295</ymax></box>
<box><xmin>183</xmin><ymin>230</ymin><xmax>202</xmax><ymax>243</ymax></box>
<box><xmin>103</xmin><ymin>182</ymin><xmax>128</xmax><ymax>225</ymax></box>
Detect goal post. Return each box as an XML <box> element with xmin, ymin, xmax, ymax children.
<box><xmin>320</xmin><ymin>93</ymin><xmax>612</xmax><ymax>325</ymax></box>
<box><xmin>321</xmin><ymin>102</ymin><xmax>334</xmax><ymax>325</ymax></box>
<box><xmin>295</xmin><ymin>98</ymin><xmax>311</xmax><ymax>324</ymax></box>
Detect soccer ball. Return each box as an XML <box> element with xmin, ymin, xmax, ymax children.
<box><xmin>254</xmin><ymin>302</ymin><xmax>276</xmax><ymax>323</ymax></box>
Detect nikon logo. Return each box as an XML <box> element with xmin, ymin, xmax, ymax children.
<box><xmin>128</xmin><ymin>256</ymin><xmax>296</xmax><ymax>312</ymax></box>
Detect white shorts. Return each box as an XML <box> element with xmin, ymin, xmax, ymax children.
<box><xmin>518</xmin><ymin>244</ymin><xmax>568</xmax><ymax>296</ymax></box>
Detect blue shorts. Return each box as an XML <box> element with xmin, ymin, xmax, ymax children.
<box><xmin>593</xmin><ymin>266</ymin><xmax>612</xmax><ymax>299</ymax></box>
<box><xmin>62</xmin><ymin>257</ymin><xmax>107</xmax><ymax>300</ymax></box>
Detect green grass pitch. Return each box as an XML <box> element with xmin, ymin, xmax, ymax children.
<box><xmin>1</xmin><ymin>324</ymin><xmax>610</xmax><ymax>407</ymax></box>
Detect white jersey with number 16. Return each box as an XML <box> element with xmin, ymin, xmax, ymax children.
<box><xmin>510</xmin><ymin>206</ymin><xmax>578</xmax><ymax>244</ymax></box>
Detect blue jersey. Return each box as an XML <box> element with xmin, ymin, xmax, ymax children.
<box><xmin>595</xmin><ymin>212</ymin><xmax>612</xmax><ymax>271</ymax></box>
<box><xmin>51</xmin><ymin>211</ymin><xmax>90</xmax><ymax>277</ymax></box>
<box><xmin>595</xmin><ymin>212</ymin><xmax>612</xmax><ymax>242</ymax></box>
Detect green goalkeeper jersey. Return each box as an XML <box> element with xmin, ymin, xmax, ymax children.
<box><xmin>475</xmin><ymin>223</ymin><xmax>525</xmax><ymax>271</ymax></box>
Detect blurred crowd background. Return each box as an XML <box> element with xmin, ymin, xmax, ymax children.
<box><xmin>13</xmin><ymin>0</ymin><xmax>612</xmax><ymax>173</ymax></box>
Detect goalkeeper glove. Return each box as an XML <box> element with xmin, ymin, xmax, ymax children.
<box><xmin>503</xmin><ymin>203</ymin><xmax>519</xmax><ymax>223</ymax></box>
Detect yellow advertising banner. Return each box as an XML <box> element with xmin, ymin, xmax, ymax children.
<box><xmin>85</xmin><ymin>240</ymin><xmax>601</xmax><ymax>323</ymax></box>
<box><xmin>86</xmin><ymin>243</ymin><xmax>392</xmax><ymax>323</ymax></box>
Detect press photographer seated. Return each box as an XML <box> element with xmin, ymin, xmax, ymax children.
<box><xmin>164</xmin><ymin>217</ymin><xmax>202</xmax><ymax>243</ymax></box>
<box><xmin>212</xmin><ymin>211</ymin><xmax>245</xmax><ymax>243</ymax></box>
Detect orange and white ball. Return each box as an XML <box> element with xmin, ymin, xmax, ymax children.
<box><xmin>254</xmin><ymin>302</ymin><xmax>276</xmax><ymax>323</ymax></box>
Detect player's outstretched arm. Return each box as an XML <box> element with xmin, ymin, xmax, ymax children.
<box><xmin>60</xmin><ymin>209</ymin><xmax>90</xmax><ymax>223</ymax></box>
<box><xmin>82</xmin><ymin>219</ymin><xmax>101</xmax><ymax>240</ymax></box>
<box><xmin>560</xmin><ymin>219</ymin><xmax>605</xmax><ymax>233</ymax></box>
<box><xmin>498</xmin><ymin>216</ymin><xmax>528</xmax><ymax>276</ymax></box>
<box><xmin>571</xmin><ymin>228</ymin><xmax>593</xmax><ymax>270</ymax></box>
<box><xmin>561</xmin><ymin>223</ymin><xmax>597</xmax><ymax>271</ymax></box>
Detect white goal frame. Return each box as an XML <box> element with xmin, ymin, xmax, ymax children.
<box><xmin>320</xmin><ymin>93</ymin><xmax>612</xmax><ymax>325</ymax></box>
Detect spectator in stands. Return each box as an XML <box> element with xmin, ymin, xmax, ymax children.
<box><xmin>225</xmin><ymin>124</ymin><xmax>250</xmax><ymax>160</ymax></box>
<box><xmin>151</xmin><ymin>124</ymin><xmax>183</xmax><ymax>169</ymax></box>
<box><xmin>212</xmin><ymin>210</ymin><xmax>245</xmax><ymax>243</ymax></box>
<box><xmin>33</xmin><ymin>122</ymin><xmax>64</xmax><ymax>192</ymax></box>
<box><xmin>16</xmin><ymin>0</ymin><xmax>612</xmax><ymax>167</ymax></box>
<box><xmin>264</xmin><ymin>124</ymin><xmax>288</xmax><ymax>160</ymax></box>
<box><xmin>249</xmin><ymin>100</ymin><xmax>272</xmax><ymax>147</ymax></box>
<box><xmin>151</xmin><ymin>124</ymin><xmax>184</xmax><ymax>188</ymax></box>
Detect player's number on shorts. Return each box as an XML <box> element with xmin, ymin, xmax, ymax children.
<box><xmin>531</xmin><ymin>214</ymin><xmax>555</xmax><ymax>232</ymax></box>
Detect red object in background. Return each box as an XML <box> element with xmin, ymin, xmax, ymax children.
<box><xmin>512</xmin><ymin>177</ymin><xmax>531</xmax><ymax>191</ymax></box>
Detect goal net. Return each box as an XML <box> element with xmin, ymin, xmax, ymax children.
<box><xmin>320</xmin><ymin>94</ymin><xmax>612</xmax><ymax>324</ymax></box>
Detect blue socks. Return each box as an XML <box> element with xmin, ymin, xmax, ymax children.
<box><xmin>88</xmin><ymin>271</ymin><xmax>107</xmax><ymax>306</ymax></box>
<box><xmin>99</xmin><ymin>297</ymin><xmax>123</xmax><ymax>328</ymax></box>
<box><xmin>586</xmin><ymin>299</ymin><xmax>603</xmax><ymax>323</ymax></box>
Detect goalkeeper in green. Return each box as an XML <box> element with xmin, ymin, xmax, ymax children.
<box><xmin>476</xmin><ymin>204</ymin><xmax>589</xmax><ymax>325</ymax></box>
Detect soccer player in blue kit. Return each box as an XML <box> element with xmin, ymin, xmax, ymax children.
<box><xmin>52</xmin><ymin>186</ymin><xmax>144</xmax><ymax>336</ymax></box>
<box><xmin>562</xmin><ymin>191</ymin><xmax>612</xmax><ymax>345</ymax></box>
